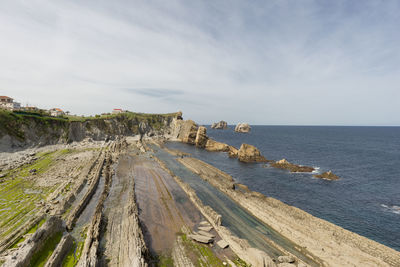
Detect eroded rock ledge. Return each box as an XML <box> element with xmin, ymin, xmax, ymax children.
<box><xmin>175</xmin><ymin>156</ymin><xmax>400</xmax><ymax>267</ymax></box>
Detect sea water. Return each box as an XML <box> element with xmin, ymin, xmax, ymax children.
<box><xmin>166</xmin><ymin>126</ymin><xmax>400</xmax><ymax>251</ymax></box>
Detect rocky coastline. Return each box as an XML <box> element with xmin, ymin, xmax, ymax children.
<box><xmin>0</xmin><ymin>112</ymin><xmax>398</xmax><ymax>266</ymax></box>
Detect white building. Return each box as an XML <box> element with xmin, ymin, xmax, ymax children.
<box><xmin>0</xmin><ymin>96</ymin><xmax>21</xmax><ymax>110</ymax></box>
<box><xmin>49</xmin><ymin>108</ymin><xmax>65</xmax><ymax>117</ymax></box>
<box><xmin>112</xmin><ymin>109</ymin><xmax>124</xmax><ymax>114</ymax></box>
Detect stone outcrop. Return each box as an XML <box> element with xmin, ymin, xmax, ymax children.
<box><xmin>0</xmin><ymin>111</ymin><xmax>179</xmax><ymax>151</ymax></box>
<box><xmin>238</xmin><ymin>144</ymin><xmax>268</xmax><ymax>163</ymax></box>
<box><xmin>44</xmin><ymin>234</ymin><xmax>74</xmax><ymax>267</ymax></box>
<box><xmin>271</xmin><ymin>159</ymin><xmax>315</xmax><ymax>173</ymax></box>
<box><xmin>173</xmin><ymin>120</ymin><xmax>198</xmax><ymax>145</ymax></box>
<box><xmin>211</xmin><ymin>121</ymin><xmax>228</xmax><ymax>129</ymax></box>
<box><xmin>313</xmin><ymin>171</ymin><xmax>340</xmax><ymax>180</ymax></box>
<box><xmin>205</xmin><ymin>139</ymin><xmax>230</xmax><ymax>152</ymax></box>
<box><xmin>195</xmin><ymin>126</ymin><xmax>208</xmax><ymax>148</ymax></box>
<box><xmin>178</xmin><ymin>156</ymin><xmax>400</xmax><ymax>267</ymax></box>
<box><xmin>3</xmin><ymin>216</ymin><xmax>64</xmax><ymax>267</ymax></box>
<box><xmin>228</xmin><ymin>146</ymin><xmax>239</xmax><ymax>158</ymax></box>
<box><xmin>235</xmin><ymin>123</ymin><xmax>251</xmax><ymax>133</ymax></box>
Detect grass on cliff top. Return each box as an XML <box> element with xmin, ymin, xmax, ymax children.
<box><xmin>66</xmin><ymin>111</ymin><xmax>179</xmax><ymax>122</ymax></box>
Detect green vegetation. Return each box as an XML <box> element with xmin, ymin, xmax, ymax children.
<box><xmin>157</xmin><ymin>254</ymin><xmax>174</xmax><ymax>267</ymax></box>
<box><xmin>0</xmin><ymin>148</ymin><xmax>73</xmax><ymax>243</ymax></box>
<box><xmin>29</xmin><ymin>231</ymin><xmax>63</xmax><ymax>267</ymax></box>
<box><xmin>62</xmin><ymin>239</ymin><xmax>85</xmax><ymax>267</ymax></box>
<box><xmin>181</xmin><ymin>234</ymin><xmax>225</xmax><ymax>267</ymax></box>
<box><xmin>233</xmin><ymin>258</ymin><xmax>252</xmax><ymax>267</ymax></box>
<box><xmin>1</xmin><ymin>109</ymin><xmax>178</xmax><ymax>142</ymax></box>
<box><xmin>11</xmin><ymin>218</ymin><xmax>46</xmax><ymax>248</ymax></box>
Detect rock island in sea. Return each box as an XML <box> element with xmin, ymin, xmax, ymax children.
<box><xmin>0</xmin><ymin>110</ymin><xmax>399</xmax><ymax>266</ymax></box>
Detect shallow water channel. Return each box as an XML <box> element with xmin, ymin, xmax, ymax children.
<box><xmin>70</xmin><ymin>175</ymin><xmax>105</xmax><ymax>241</ymax></box>
<box><xmin>150</xmin><ymin>144</ymin><xmax>320</xmax><ymax>266</ymax></box>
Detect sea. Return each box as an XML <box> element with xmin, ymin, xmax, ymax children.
<box><xmin>165</xmin><ymin>126</ymin><xmax>400</xmax><ymax>251</ymax></box>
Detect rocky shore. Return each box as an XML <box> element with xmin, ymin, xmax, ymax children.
<box><xmin>0</xmin><ymin>112</ymin><xmax>399</xmax><ymax>266</ymax></box>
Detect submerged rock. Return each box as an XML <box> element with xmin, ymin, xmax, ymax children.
<box><xmin>238</xmin><ymin>144</ymin><xmax>268</xmax><ymax>163</ymax></box>
<box><xmin>235</xmin><ymin>123</ymin><xmax>251</xmax><ymax>133</ymax></box>
<box><xmin>313</xmin><ymin>171</ymin><xmax>340</xmax><ymax>180</ymax></box>
<box><xmin>211</xmin><ymin>121</ymin><xmax>228</xmax><ymax>129</ymax></box>
<box><xmin>271</xmin><ymin>159</ymin><xmax>315</xmax><ymax>173</ymax></box>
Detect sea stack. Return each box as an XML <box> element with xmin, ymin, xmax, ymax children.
<box><xmin>238</xmin><ymin>144</ymin><xmax>268</xmax><ymax>162</ymax></box>
<box><xmin>211</xmin><ymin>121</ymin><xmax>228</xmax><ymax>129</ymax></box>
<box><xmin>235</xmin><ymin>123</ymin><xmax>251</xmax><ymax>133</ymax></box>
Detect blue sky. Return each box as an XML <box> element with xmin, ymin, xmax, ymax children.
<box><xmin>1</xmin><ymin>0</ymin><xmax>400</xmax><ymax>125</ymax></box>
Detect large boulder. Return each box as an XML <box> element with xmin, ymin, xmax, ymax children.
<box><xmin>238</xmin><ymin>144</ymin><xmax>268</xmax><ymax>163</ymax></box>
<box><xmin>228</xmin><ymin>146</ymin><xmax>239</xmax><ymax>158</ymax></box>
<box><xmin>271</xmin><ymin>159</ymin><xmax>315</xmax><ymax>173</ymax></box>
<box><xmin>235</xmin><ymin>123</ymin><xmax>251</xmax><ymax>133</ymax></box>
<box><xmin>205</xmin><ymin>139</ymin><xmax>230</xmax><ymax>152</ymax></box>
<box><xmin>211</xmin><ymin>121</ymin><xmax>228</xmax><ymax>129</ymax></box>
<box><xmin>195</xmin><ymin>126</ymin><xmax>208</xmax><ymax>148</ymax></box>
<box><xmin>173</xmin><ymin>120</ymin><xmax>198</xmax><ymax>145</ymax></box>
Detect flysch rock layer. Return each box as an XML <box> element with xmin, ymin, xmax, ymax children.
<box><xmin>3</xmin><ymin>216</ymin><xmax>64</xmax><ymax>267</ymax></box>
<box><xmin>152</xmin><ymin>155</ymin><xmax>277</xmax><ymax>267</ymax></box>
<box><xmin>177</xmin><ymin>156</ymin><xmax>400</xmax><ymax>267</ymax></box>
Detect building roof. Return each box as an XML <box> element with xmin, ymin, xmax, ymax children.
<box><xmin>113</xmin><ymin>109</ymin><xmax>123</xmax><ymax>111</ymax></box>
<box><xmin>0</xmin><ymin>96</ymin><xmax>13</xmax><ymax>100</ymax></box>
<box><xmin>51</xmin><ymin>108</ymin><xmax>63</xmax><ymax>112</ymax></box>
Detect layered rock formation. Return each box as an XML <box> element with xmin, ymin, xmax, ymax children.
<box><xmin>235</xmin><ymin>123</ymin><xmax>251</xmax><ymax>133</ymax></box>
<box><xmin>176</xmin><ymin>156</ymin><xmax>400</xmax><ymax>267</ymax></box>
<box><xmin>211</xmin><ymin>121</ymin><xmax>228</xmax><ymax>129</ymax></box>
<box><xmin>0</xmin><ymin>111</ymin><xmax>179</xmax><ymax>151</ymax></box>
<box><xmin>313</xmin><ymin>171</ymin><xmax>340</xmax><ymax>180</ymax></box>
<box><xmin>270</xmin><ymin>159</ymin><xmax>315</xmax><ymax>173</ymax></box>
<box><xmin>237</xmin><ymin>144</ymin><xmax>268</xmax><ymax>163</ymax></box>
<box><xmin>195</xmin><ymin>126</ymin><xmax>208</xmax><ymax>148</ymax></box>
<box><xmin>205</xmin><ymin>139</ymin><xmax>230</xmax><ymax>152</ymax></box>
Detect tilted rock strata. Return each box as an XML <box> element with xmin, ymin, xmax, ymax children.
<box><xmin>235</xmin><ymin>123</ymin><xmax>251</xmax><ymax>133</ymax></box>
<box><xmin>270</xmin><ymin>159</ymin><xmax>315</xmax><ymax>173</ymax></box>
<box><xmin>238</xmin><ymin>144</ymin><xmax>268</xmax><ymax>163</ymax></box>
<box><xmin>44</xmin><ymin>234</ymin><xmax>74</xmax><ymax>267</ymax></box>
<box><xmin>211</xmin><ymin>121</ymin><xmax>228</xmax><ymax>129</ymax></box>
<box><xmin>178</xmin><ymin>156</ymin><xmax>400</xmax><ymax>267</ymax></box>
<box><xmin>195</xmin><ymin>126</ymin><xmax>208</xmax><ymax>148</ymax></box>
<box><xmin>3</xmin><ymin>216</ymin><xmax>64</xmax><ymax>267</ymax></box>
<box><xmin>205</xmin><ymin>139</ymin><xmax>230</xmax><ymax>152</ymax></box>
<box><xmin>153</xmin><ymin>156</ymin><xmax>276</xmax><ymax>267</ymax></box>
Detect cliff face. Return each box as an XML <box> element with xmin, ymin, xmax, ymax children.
<box><xmin>0</xmin><ymin>111</ymin><xmax>179</xmax><ymax>151</ymax></box>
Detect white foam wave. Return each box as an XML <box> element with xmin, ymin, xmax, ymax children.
<box><xmin>381</xmin><ymin>204</ymin><xmax>400</xmax><ymax>215</ymax></box>
<box><xmin>311</xmin><ymin>167</ymin><xmax>321</xmax><ymax>174</ymax></box>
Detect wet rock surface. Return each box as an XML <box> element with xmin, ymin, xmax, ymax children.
<box><xmin>270</xmin><ymin>159</ymin><xmax>315</xmax><ymax>173</ymax></box>
<box><xmin>313</xmin><ymin>170</ymin><xmax>340</xmax><ymax>180</ymax></box>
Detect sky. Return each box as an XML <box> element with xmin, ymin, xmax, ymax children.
<box><xmin>1</xmin><ymin>0</ymin><xmax>400</xmax><ymax>125</ymax></box>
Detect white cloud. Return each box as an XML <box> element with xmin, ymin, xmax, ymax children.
<box><xmin>0</xmin><ymin>0</ymin><xmax>399</xmax><ymax>125</ymax></box>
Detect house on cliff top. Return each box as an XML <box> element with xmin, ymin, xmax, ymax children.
<box><xmin>112</xmin><ymin>108</ymin><xmax>125</xmax><ymax>114</ymax></box>
<box><xmin>49</xmin><ymin>108</ymin><xmax>65</xmax><ymax>117</ymax></box>
<box><xmin>0</xmin><ymin>96</ymin><xmax>21</xmax><ymax>110</ymax></box>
